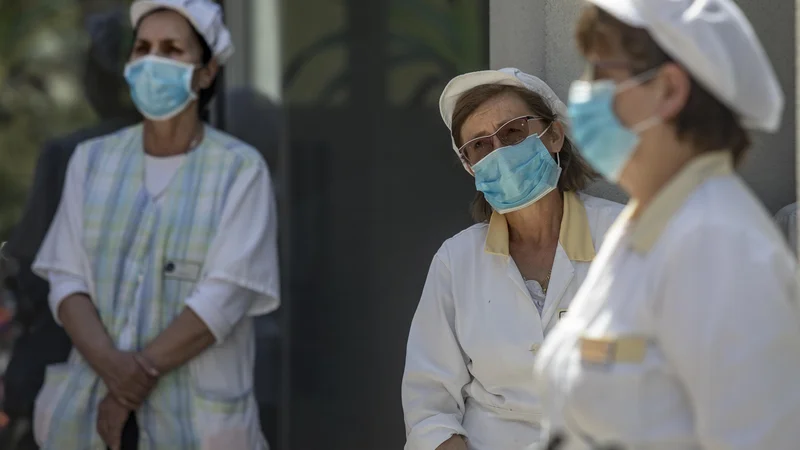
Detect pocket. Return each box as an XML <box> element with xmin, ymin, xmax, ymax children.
<box><xmin>32</xmin><ymin>363</ymin><xmax>72</xmax><ymax>446</ymax></box>
<box><xmin>567</xmin><ymin>349</ymin><xmax>650</xmax><ymax>435</ymax></box>
<box><xmin>192</xmin><ymin>388</ymin><xmax>266</xmax><ymax>450</ymax></box>
<box><xmin>163</xmin><ymin>258</ymin><xmax>203</xmax><ymax>282</ymax></box>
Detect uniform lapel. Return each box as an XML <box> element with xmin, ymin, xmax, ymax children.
<box><xmin>541</xmin><ymin>244</ymin><xmax>575</xmax><ymax>327</ymax></box>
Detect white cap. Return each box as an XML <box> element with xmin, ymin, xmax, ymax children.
<box><xmin>587</xmin><ymin>0</ymin><xmax>783</xmax><ymax>132</ymax></box>
<box><xmin>130</xmin><ymin>0</ymin><xmax>234</xmax><ymax>65</ymax></box>
<box><xmin>439</xmin><ymin>68</ymin><xmax>568</xmax><ymax>158</ymax></box>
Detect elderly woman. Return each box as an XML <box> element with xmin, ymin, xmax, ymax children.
<box><xmin>30</xmin><ymin>1</ymin><xmax>279</xmax><ymax>449</ymax></box>
<box><xmin>401</xmin><ymin>68</ymin><xmax>623</xmax><ymax>450</ymax></box>
<box><xmin>534</xmin><ymin>1</ymin><xmax>800</xmax><ymax>449</ymax></box>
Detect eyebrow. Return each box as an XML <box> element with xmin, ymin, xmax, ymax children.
<box><xmin>134</xmin><ymin>37</ymin><xmax>184</xmax><ymax>46</ymax></box>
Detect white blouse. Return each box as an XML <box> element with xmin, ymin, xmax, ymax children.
<box><xmin>402</xmin><ymin>192</ymin><xmax>623</xmax><ymax>450</ymax></box>
<box><xmin>534</xmin><ymin>153</ymin><xmax>800</xmax><ymax>450</ymax></box>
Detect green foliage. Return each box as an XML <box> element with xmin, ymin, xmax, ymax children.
<box><xmin>0</xmin><ymin>0</ymin><xmax>100</xmax><ymax>240</ymax></box>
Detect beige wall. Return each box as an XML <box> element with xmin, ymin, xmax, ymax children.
<box><xmin>491</xmin><ymin>0</ymin><xmax>797</xmax><ymax>212</ymax></box>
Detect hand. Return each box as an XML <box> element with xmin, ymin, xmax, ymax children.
<box><xmin>436</xmin><ymin>434</ymin><xmax>468</xmax><ymax>450</ymax></box>
<box><xmin>97</xmin><ymin>394</ymin><xmax>130</xmax><ymax>450</ymax></box>
<box><xmin>97</xmin><ymin>350</ymin><xmax>159</xmax><ymax>409</ymax></box>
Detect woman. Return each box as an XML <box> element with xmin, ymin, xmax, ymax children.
<box><xmin>534</xmin><ymin>1</ymin><xmax>800</xmax><ymax>449</ymax></box>
<box><xmin>401</xmin><ymin>68</ymin><xmax>624</xmax><ymax>450</ymax></box>
<box><xmin>31</xmin><ymin>1</ymin><xmax>279</xmax><ymax>449</ymax></box>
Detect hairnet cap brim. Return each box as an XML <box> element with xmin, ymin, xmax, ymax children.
<box><xmin>130</xmin><ymin>0</ymin><xmax>235</xmax><ymax>65</ymax></box>
<box><xmin>586</xmin><ymin>0</ymin><xmax>647</xmax><ymax>27</ymax></box>
<box><xmin>131</xmin><ymin>2</ymin><xmax>197</xmax><ymax>31</ymax></box>
<box><xmin>439</xmin><ymin>71</ymin><xmax>526</xmax><ymax>132</ymax></box>
<box><xmin>587</xmin><ymin>0</ymin><xmax>784</xmax><ymax>132</ymax></box>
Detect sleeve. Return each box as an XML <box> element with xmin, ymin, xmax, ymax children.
<box><xmin>185</xmin><ymin>279</ymin><xmax>255</xmax><ymax>343</ymax></box>
<box><xmin>47</xmin><ymin>271</ymin><xmax>90</xmax><ymax>314</ymax></box>
<box><xmin>402</xmin><ymin>251</ymin><xmax>471</xmax><ymax>450</ymax></box>
<box><xmin>31</xmin><ymin>147</ymin><xmax>93</xmax><ymax>324</ymax></box>
<box><xmin>655</xmin><ymin>224</ymin><xmax>800</xmax><ymax>450</ymax></box>
<box><xmin>200</xmin><ymin>161</ymin><xmax>280</xmax><ymax>317</ymax></box>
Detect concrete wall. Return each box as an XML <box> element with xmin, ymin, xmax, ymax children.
<box><xmin>491</xmin><ymin>0</ymin><xmax>797</xmax><ymax>212</ymax></box>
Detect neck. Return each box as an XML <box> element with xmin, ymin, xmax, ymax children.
<box><xmin>505</xmin><ymin>189</ymin><xmax>563</xmax><ymax>247</ymax></box>
<box><xmin>620</xmin><ymin>130</ymin><xmax>696</xmax><ymax>218</ymax></box>
<box><xmin>142</xmin><ymin>104</ymin><xmax>203</xmax><ymax>157</ymax></box>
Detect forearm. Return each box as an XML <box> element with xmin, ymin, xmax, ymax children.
<box><xmin>141</xmin><ymin>307</ymin><xmax>215</xmax><ymax>374</ymax></box>
<box><xmin>58</xmin><ymin>293</ymin><xmax>116</xmax><ymax>373</ymax></box>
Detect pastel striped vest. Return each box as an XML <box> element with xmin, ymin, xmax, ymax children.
<box><xmin>43</xmin><ymin>124</ymin><xmax>253</xmax><ymax>449</ymax></box>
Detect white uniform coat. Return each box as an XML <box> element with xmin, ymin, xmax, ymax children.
<box><xmin>534</xmin><ymin>152</ymin><xmax>800</xmax><ymax>450</ymax></box>
<box><xmin>402</xmin><ymin>192</ymin><xmax>623</xmax><ymax>450</ymax></box>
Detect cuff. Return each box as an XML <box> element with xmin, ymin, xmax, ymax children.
<box><xmin>406</xmin><ymin>415</ymin><xmax>467</xmax><ymax>450</ymax></box>
<box><xmin>185</xmin><ymin>279</ymin><xmax>255</xmax><ymax>343</ymax></box>
<box><xmin>47</xmin><ymin>272</ymin><xmax>90</xmax><ymax>325</ymax></box>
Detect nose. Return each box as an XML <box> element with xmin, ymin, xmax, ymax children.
<box><xmin>491</xmin><ymin>134</ymin><xmax>504</xmax><ymax>150</ymax></box>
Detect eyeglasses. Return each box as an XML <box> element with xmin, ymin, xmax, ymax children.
<box><xmin>458</xmin><ymin>115</ymin><xmax>546</xmax><ymax>169</ymax></box>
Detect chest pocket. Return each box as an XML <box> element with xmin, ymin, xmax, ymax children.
<box><xmin>162</xmin><ymin>258</ymin><xmax>203</xmax><ymax>303</ymax></box>
<box><xmin>563</xmin><ymin>335</ymin><xmax>657</xmax><ymax>438</ymax></box>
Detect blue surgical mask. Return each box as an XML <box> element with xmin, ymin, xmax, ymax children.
<box><xmin>567</xmin><ymin>74</ymin><xmax>659</xmax><ymax>182</ymax></box>
<box><xmin>124</xmin><ymin>55</ymin><xmax>198</xmax><ymax>121</ymax></box>
<box><xmin>473</xmin><ymin>132</ymin><xmax>562</xmax><ymax>214</ymax></box>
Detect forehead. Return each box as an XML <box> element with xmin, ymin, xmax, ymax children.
<box><xmin>461</xmin><ymin>92</ymin><xmax>531</xmax><ymax>132</ymax></box>
<box><xmin>135</xmin><ymin>9</ymin><xmax>197</xmax><ymax>43</ymax></box>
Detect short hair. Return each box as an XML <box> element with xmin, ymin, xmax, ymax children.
<box><xmin>451</xmin><ymin>84</ymin><xmax>597</xmax><ymax>223</ymax></box>
<box><xmin>575</xmin><ymin>5</ymin><xmax>750</xmax><ymax>165</ymax></box>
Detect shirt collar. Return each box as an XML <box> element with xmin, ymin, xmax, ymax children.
<box><xmin>626</xmin><ymin>151</ymin><xmax>734</xmax><ymax>253</ymax></box>
<box><xmin>484</xmin><ymin>191</ymin><xmax>596</xmax><ymax>262</ymax></box>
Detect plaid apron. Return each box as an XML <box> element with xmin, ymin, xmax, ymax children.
<box><xmin>38</xmin><ymin>125</ymin><xmax>258</xmax><ymax>449</ymax></box>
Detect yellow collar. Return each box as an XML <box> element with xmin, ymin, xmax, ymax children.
<box><xmin>626</xmin><ymin>151</ymin><xmax>734</xmax><ymax>253</ymax></box>
<box><xmin>484</xmin><ymin>191</ymin><xmax>596</xmax><ymax>261</ymax></box>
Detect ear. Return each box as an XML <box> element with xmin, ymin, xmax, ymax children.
<box><xmin>546</xmin><ymin>120</ymin><xmax>566</xmax><ymax>154</ymax></box>
<box><xmin>656</xmin><ymin>63</ymin><xmax>691</xmax><ymax>121</ymax></box>
<box><xmin>195</xmin><ymin>57</ymin><xmax>220</xmax><ymax>90</ymax></box>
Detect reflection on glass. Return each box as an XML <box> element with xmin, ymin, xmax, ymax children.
<box><xmin>387</xmin><ymin>0</ymin><xmax>486</xmax><ymax>106</ymax></box>
<box><xmin>282</xmin><ymin>0</ymin><xmax>349</xmax><ymax>106</ymax></box>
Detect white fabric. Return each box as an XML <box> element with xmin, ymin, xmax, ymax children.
<box><xmin>144</xmin><ymin>153</ymin><xmax>186</xmax><ymax>199</ymax></box>
<box><xmin>130</xmin><ymin>0</ymin><xmax>235</xmax><ymax>64</ymax></box>
<box><xmin>402</xmin><ymin>194</ymin><xmax>623</xmax><ymax>450</ymax></box>
<box><xmin>35</xmin><ymin>142</ymin><xmax>279</xmax><ymax>339</ymax></box>
<box><xmin>185</xmin><ymin>279</ymin><xmax>255</xmax><ymax>343</ymax></box>
<box><xmin>587</xmin><ymin>0</ymin><xmax>783</xmax><ymax>132</ymax></box>
<box><xmin>524</xmin><ymin>280</ymin><xmax>546</xmax><ymax>316</ymax></box>
<box><xmin>534</xmin><ymin>176</ymin><xmax>800</xmax><ymax>449</ymax></box>
<box><xmin>775</xmin><ymin>202</ymin><xmax>798</xmax><ymax>255</ymax></box>
<box><xmin>47</xmin><ymin>271</ymin><xmax>254</xmax><ymax>344</ymax></box>
<box><xmin>439</xmin><ymin>68</ymin><xmax>569</xmax><ymax>158</ymax></box>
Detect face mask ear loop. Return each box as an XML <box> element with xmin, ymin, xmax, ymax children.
<box><xmin>556</xmin><ymin>152</ymin><xmax>561</xmax><ymax>168</ymax></box>
<box><xmin>615</xmin><ymin>67</ymin><xmax>662</xmax><ymax>94</ymax></box>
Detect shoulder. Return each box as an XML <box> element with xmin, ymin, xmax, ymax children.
<box><xmin>435</xmin><ymin>222</ymin><xmax>490</xmax><ymax>267</ymax></box>
<box><xmin>663</xmin><ymin>175</ymin><xmax>793</xmax><ymax>264</ymax></box>
<box><xmin>202</xmin><ymin>126</ymin><xmax>269</xmax><ymax>173</ymax></box>
<box><xmin>577</xmin><ymin>191</ymin><xmax>626</xmax><ymax>245</ymax></box>
<box><xmin>578</xmin><ymin>191</ymin><xmax>626</xmax><ymax>217</ymax></box>
<box><xmin>75</xmin><ymin>123</ymin><xmax>142</xmax><ymax>152</ymax></box>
